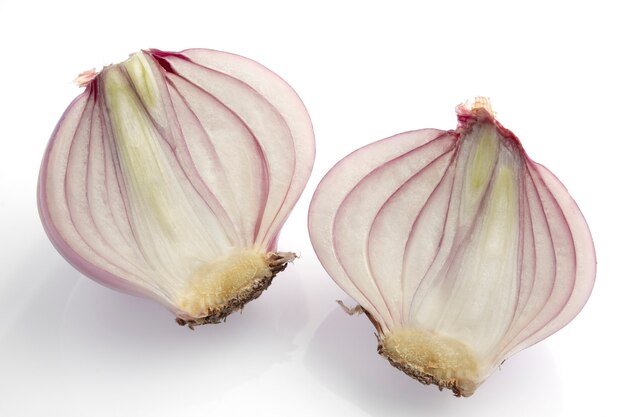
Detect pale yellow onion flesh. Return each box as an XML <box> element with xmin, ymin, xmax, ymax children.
<box><xmin>38</xmin><ymin>49</ymin><xmax>314</xmax><ymax>325</ymax></box>
<box><xmin>308</xmin><ymin>101</ymin><xmax>595</xmax><ymax>396</ymax></box>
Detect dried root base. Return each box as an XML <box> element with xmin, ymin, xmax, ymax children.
<box><xmin>176</xmin><ymin>252</ymin><xmax>295</xmax><ymax>329</ymax></box>
<box><xmin>378</xmin><ymin>341</ymin><xmax>475</xmax><ymax>397</ymax></box>
<box><xmin>378</xmin><ymin>344</ymin><xmax>460</xmax><ymax>397</ymax></box>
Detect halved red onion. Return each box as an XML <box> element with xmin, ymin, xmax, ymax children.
<box><xmin>38</xmin><ymin>49</ymin><xmax>315</xmax><ymax>327</ymax></box>
<box><xmin>308</xmin><ymin>99</ymin><xmax>595</xmax><ymax>396</ymax></box>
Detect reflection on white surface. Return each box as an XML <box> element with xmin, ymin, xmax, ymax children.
<box><xmin>0</xmin><ymin>242</ymin><xmax>307</xmax><ymax>415</ymax></box>
<box><xmin>305</xmin><ymin>308</ymin><xmax>562</xmax><ymax>417</ymax></box>
<box><xmin>0</xmin><ymin>237</ymin><xmax>603</xmax><ymax>417</ymax></box>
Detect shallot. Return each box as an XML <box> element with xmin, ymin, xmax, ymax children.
<box><xmin>308</xmin><ymin>98</ymin><xmax>595</xmax><ymax>396</ymax></box>
<box><xmin>38</xmin><ymin>48</ymin><xmax>315</xmax><ymax>327</ymax></box>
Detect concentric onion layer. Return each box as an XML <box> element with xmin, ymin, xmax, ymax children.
<box><xmin>308</xmin><ymin>105</ymin><xmax>595</xmax><ymax>391</ymax></box>
<box><xmin>38</xmin><ymin>49</ymin><xmax>314</xmax><ymax>317</ymax></box>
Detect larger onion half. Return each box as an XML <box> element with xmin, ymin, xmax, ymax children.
<box><xmin>308</xmin><ymin>99</ymin><xmax>595</xmax><ymax>396</ymax></box>
<box><xmin>38</xmin><ymin>48</ymin><xmax>315</xmax><ymax>327</ymax></box>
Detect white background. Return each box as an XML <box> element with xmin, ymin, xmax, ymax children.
<box><xmin>0</xmin><ymin>0</ymin><xmax>624</xmax><ymax>415</ymax></box>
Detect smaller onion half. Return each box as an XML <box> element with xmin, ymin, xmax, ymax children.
<box><xmin>308</xmin><ymin>99</ymin><xmax>595</xmax><ymax>396</ymax></box>
<box><xmin>38</xmin><ymin>48</ymin><xmax>315</xmax><ymax>327</ymax></box>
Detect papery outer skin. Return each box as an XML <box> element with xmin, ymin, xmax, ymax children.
<box><xmin>308</xmin><ymin>102</ymin><xmax>595</xmax><ymax>395</ymax></box>
<box><xmin>38</xmin><ymin>48</ymin><xmax>315</xmax><ymax>318</ymax></box>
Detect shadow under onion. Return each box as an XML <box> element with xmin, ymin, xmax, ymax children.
<box><xmin>0</xmin><ymin>243</ymin><xmax>307</xmax><ymax>407</ymax></box>
<box><xmin>304</xmin><ymin>306</ymin><xmax>563</xmax><ymax>416</ymax></box>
